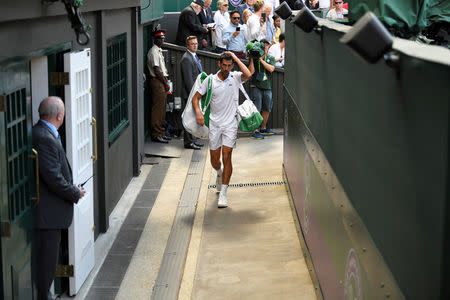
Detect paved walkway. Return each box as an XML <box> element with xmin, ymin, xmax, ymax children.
<box><xmin>67</xmin><ymin>134</ymin><xmax>316</xmax><ymax>299</ymax></box>
<box><xmin>181</xmin><ymin>135</ymin><xmax>316</xmax><ymax>300</ymax></box>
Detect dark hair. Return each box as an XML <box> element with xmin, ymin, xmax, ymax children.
<box><xmin>279</xmin><ymin>33</ymin><xmax>285</xmax><ymax>43</ymax></box>
<box><xmin>230</xmin><ymin>10</ymin><xmax>240</xmax><ymax>17</ymax></box>
<box><xmin>219</xmin><ymin>52</ymin><xmax>233</xmax><ymax>62</ymax></box>
<box><xmin>186</xmin><ymin>35</ymin><xmax>198</xmax><ymax>46</ymax></box>
<box><xmin>272</xmin><ymin>14</ymin><xmax>280</xmax><ymax>21</ymax></box>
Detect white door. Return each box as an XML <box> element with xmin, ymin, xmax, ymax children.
<box><xmin>64</xmin><ymin>48</ymin><xmax>95</xmax><ymax>295</ymax></box>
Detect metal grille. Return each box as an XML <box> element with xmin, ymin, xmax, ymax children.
<box><xmin>208</xmin><ymin>181</ymin><xmax>286</xmax><ymax>189</ymax></box>
<box><xmin>5</xmin><ymin>88</ymin><xmax>31</xmax><ymax>221</ymax></box>
<box><xmin>107</xmin><ymin>33</ymin><xmax>129</xmax><ymax>144</ymax></box>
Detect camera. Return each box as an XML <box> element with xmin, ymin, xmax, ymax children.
<box><xmin>246</xmin><ymin>41</ymin><xmax>265</xmax><ymax>59</ymax></box>
<box><xmin>261</xmin><ymin>12</ymin><xmax>266</xmax><ymax>20</ymax></box>
<box><xmin>236</xmin><ymin>26</ymin><xmax>240</xmax><ymax>31</ymax></box>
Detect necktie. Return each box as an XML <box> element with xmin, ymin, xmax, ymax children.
<box><xmin>57</xmin><ymin>133</ymin><xmax>62</xmax><ymax>145</ymax></box>
<box><xmin>195</xmin><ymin>54</ymin><xmax>203</xmax><ymax>72</ymax></box>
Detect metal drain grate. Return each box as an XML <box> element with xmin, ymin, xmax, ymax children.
<box><xmin>208</xmin><ymin>181</ymin><xmax>286</xmax><ymax>189</ymax></box>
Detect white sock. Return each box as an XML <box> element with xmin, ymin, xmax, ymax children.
<box><xmin>217</xmin><ymin>166</ymin><xmax>223</xmax><ymax>177</ymax></box>
<box><xmin>220</xmin><ymin>184</ymin><xmax>228</xmax><ymax>195</ymax></box>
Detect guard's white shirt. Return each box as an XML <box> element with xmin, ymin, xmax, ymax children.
<box><xmin>268</xmin><ymin>43</ymin><xmax>285</xmax><ymax>67</ymax></box>
<box><xmin>197</xmin><ymin>71</ymin><xmax>244</xmax><ymax>127</ymax></box>
<box><xmin>147</xmin><ymin>44</ymin><xmax>168</xmax><ymax>77</ymax></box>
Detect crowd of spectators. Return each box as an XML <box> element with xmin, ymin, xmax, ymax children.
<box><xmin>175</xmin><ymin>0</ymin><xmax>348</xmax><ymax>65</ymax></box>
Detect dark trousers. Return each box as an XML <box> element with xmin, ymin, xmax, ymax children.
<box><xmin>182</xmin><ymin>97</ymin><xmax>197</xmax><ymax>146</ymax></box>
<box><xmin>150</xmin><ymin>79</ymin><xmax>167</xmax><ymax>138</ymax></box>
<box><xmin>36</xmin><ymin>229</ymin><xmax>61</xmax><ymax>300</ymax></box>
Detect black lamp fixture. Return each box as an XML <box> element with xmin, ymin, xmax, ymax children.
<box><xmin>275</xmin><ymin>2</ymin><xmax>319</xmax><ymax>34</ymax></box>
<box><xmin>292</xmin><ymin>7</ymin><xmax>319</xmax><ymax>33</ymax></box>
<box><xmin>339</xmin><ymin>12</ymin><xmax>394</xmax><ymax>64</ymax></box>
<box><xmin>274</xmin><ymin>1</ymin><xmax>294</xmax><ymax>20</ymax></box>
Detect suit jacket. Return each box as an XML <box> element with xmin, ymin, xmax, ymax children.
<box><xmin>32</xmin><ymin>120</ymin><xmax>80</xmax><ymax>229</ymax></box>
<box><xmin>198</xmin><ymin>7</ymin><xmax>213</xmax><ymax>48</ymax></box>
<box><xmin>180</xmin><ymin>50</ymin><xmax>202</xmax><ymax>99</ymax></box>
<box><xmin>237</xmin><ymin>3</ymin><xmax>254</xmax><ymax>24</ymax></box>
<box><xmin>176</xmin><ymin>5</ymin><xmax>208</xmax><ymax>46</ymax></box>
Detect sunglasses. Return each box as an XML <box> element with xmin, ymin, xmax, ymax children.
<box><xmin>335</xmin><ymin>1</ymin><xmax>343</xmax><ymax>3</ymax></box>
<box><xmin>232</xmin><ymin>17</ymin><xmax>240</xmax><ymax>20</ymax></box>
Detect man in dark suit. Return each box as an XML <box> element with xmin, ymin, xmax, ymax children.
<box><xmin>197</xmin><ymin>0</ymin><xmax>214</xmax><ymax>50</ymax></box>
<box><xmin>32</xmin><ymin>96</ymin><xmax>85</xmax><ymax>300</ymax></box>
<box><xmin>176</xmin><ymin>0</ymin><xmax>209</xmax><ymax>47</ymax></box>
<box><xmin>180</xmin><ymin>36</ymin><xmax>205</xmax><ymax>150</ymax></box>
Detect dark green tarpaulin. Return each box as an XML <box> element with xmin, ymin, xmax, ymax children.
<box><xmin>350</xmin><ymin>0</ymin><xmax>450</xmax><ymax>37</ymax></box>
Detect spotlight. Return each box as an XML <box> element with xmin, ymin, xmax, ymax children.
<box><xmin>274</xmin><ymin>2</ymin><xmax>293</xmax><ymax>20</ymax></box>
<box><xmin>292</xmin><ymin>7</ymin><xmax>318</xmax><ymax>33</ymax></box>
<box><xmin>339</xmin><ymin>12</ymin><xmax>393</xmax><ymax>64</ymax></box>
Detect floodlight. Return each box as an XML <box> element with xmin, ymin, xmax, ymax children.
<box><xmin>292</xmin><ymin>7</ymin><xmax>318</xmax><ymax>33</ymax></box>
<box><xmin>274</xmin><ymin>2</ymin><xmax>293</xmax><ymax>20</ymax></box>
<box><xmin>339</xmin><ymin>12</ymin><xmax>393</xmax><ymax>64</ymax></box>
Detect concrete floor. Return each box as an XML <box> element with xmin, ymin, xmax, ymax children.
<box><xmin>69</xmin><ymin>134</ymin><xmax>316</xmax><ymax>299</ymax></box>
<box><xmin>183</xmin><ymin>135</ymin><xmax>316</xmax><ymax>300</ymax></box>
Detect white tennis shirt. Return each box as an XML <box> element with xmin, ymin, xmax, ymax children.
<box><xmin>198</xmin><ymin>71</ymin><xmax>244</xmax><ymax>128</ymax></box>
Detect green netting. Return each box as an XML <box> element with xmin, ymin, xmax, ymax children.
<box><xmin>349</xmin><ymin>0</ymin><xmax>450</xmax><ymax>37</ymax></box>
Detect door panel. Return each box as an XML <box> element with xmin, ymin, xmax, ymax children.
<box><xmin>0</xmin><ymin>60</ymin><xmax>35</xmax><ymax>300</ymax></box>
<box><xmin>64</xmin><ymin>48</ymin><xmax>95</xmax><ymax>296</ymax></box>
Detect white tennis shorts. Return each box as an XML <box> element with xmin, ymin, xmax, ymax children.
<box><xmin>209</xmin><ymin>123</ymin><xmax>238</xmax><ymax>151</ymax></box>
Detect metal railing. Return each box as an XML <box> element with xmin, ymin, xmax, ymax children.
<box><xmin>162</xmin><ymin>43</ymin><xmax>285</xmax><ymax>129</ymax></box>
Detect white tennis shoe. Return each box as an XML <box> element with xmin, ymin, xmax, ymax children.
<box><xmin>218</xmin><ymin>192</ymin><xmax>228</xmax><ymax>208</ymax></box>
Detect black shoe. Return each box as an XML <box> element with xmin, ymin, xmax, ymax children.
<box><xmin>151</xmin><ymin>136</ymin><xmax>168</xmax><ymax>144</ymax></box>
<box><xmin>184</xmin><ymin>142</ymin><xmax>201</xmax><ymax>150</ymax></box>
<box><xmin>193</xmin><ymin>142</ymin><xmax>204</xmax><ymax>147</ymax></box>
<box><xmin>162</xmin><ymin>135</ymin><xmax>172</xmax><ymax>140</ymax></box>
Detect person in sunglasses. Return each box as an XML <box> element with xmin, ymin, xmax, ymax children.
<box><xmin>222</xmin><ymin>10</ymin><xmax>248</xmax><ymax>59</ymax></box>
<box><xmin>326</xmin><ymin>0</ymin><xmax>348</xmax><ymax>20</ymax></box>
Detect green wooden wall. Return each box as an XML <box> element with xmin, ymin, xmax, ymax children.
<box><xmin>163</xmin><ymin>0</ymin><xmax>226</xmax><ymax>12</ymax></box>
<box><xmin>140</xmin><ymin>0</ymin><xmax>165</xmax><ymax>24</ymax></box>
<box><xmin>284</xmin><ymin>18</ymin><xmax>450</xmax><ymax>300</ymax></box>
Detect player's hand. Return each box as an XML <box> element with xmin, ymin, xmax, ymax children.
<box><xmin>196</xmin><ymin>111</ymin><xmax>205</xmax><ymax>126</ymax></box>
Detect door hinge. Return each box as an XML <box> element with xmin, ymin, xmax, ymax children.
<box><xmin>49</xmin><ymin>72</ymin><xmax>69</xmax><ymax>86</ymax></box>
<box><xmin>1</xmin><ymin>221</ymin><xmax>11</xmax><ymax>237</ymax></box>
<box><xmin>0</xmin><ymin>95</ymin><xmax>6</xmax><ymax>112</ymax></box>
<box><xmin>55</xmin><ymin>264</ymin><xmax>74</xmax><ymax>277</ymax></box>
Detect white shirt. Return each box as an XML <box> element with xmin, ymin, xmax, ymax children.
<box><xmin>268</xmin><ymin>43</ymin><xmax>285</xmax><ymax>67</ymax></box>
<box><xmin>326</xmin><ymin>8</ymin><xmax>348</xmax><ymax>19</ymax></box>
<box><xmin>147</xmin><ymin>45</ymin><xmax>168</xmax><ymax>77</ymax></box>
<box><xmin>214</xmin><ymin>11</ymin><xmax>230</xmax><ymax>49</ymax></box>
<box><xmin>264</xmin><ymin>0</ymin><xmax>280</xmax><ymax>18</ymax></box>
<box><xmin>197</xmin><ymin>71</ymin><xmax>244</xmax><ymax>127</ymax></box>
<box><xmin>247</xmin><ymin>14</ymin><xmax>264</xmax><ymax>41</ymax></box>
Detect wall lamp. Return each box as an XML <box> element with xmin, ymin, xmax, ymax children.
<box><xmin>275</xmin><ymin>1</ymin><xmax>320</xmax><ymax>34</ymax></box>
<box><xmin>340</xmin><ymin>12</ymin><xmax>394</xmax><ymax>64</ymax></box>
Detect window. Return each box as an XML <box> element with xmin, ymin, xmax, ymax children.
<box><xmin>107</xmin><ymin>33</ymin><xmax>129</xmax><ymax>144</ymax></box>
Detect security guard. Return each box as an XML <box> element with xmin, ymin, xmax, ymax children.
<box><xmin>147</xmin><ymin>29</ymin><xmax>171</xmax><ymax>143</ymax></box>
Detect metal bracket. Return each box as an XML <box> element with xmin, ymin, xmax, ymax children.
<box><xmin>1</xmin><ymin>221</ymin><xmax>11</xmax><ymax>237</ymax></box>
<box><xmin>49</xmin><ymin>72</ymin><xmax>70</xmax><ymax>86</ymax></box>
<box><xmin>55</xmin><ymin>264</ymin><xmax>74</xmax><ymax>277</ymax></box>
<box><xmin>0</xmin><ymin>95</ymin><xmax>6</xmax><ymax>112</ymax></box>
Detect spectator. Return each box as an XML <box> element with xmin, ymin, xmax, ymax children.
<box><xmin>198</xmin><ymin>0</ymin><xmax>214</xmax><ymax>50</ymax></box>
<box><xmin>148</xmin><ymin>29</ymin><xmax>171</xmax><ymax>143</ymax></box>
<box><xmin>176</xmin><ymin>0</ymin><xmax>208</xmax><ymax>46</ymax></box>
<box><xmin>272</xmin><ymin>14</ymin><xmax>282</xmax><ymax>43</ymax></box>
<box><xmin>241</xmin><ymin>8</ymin><xmax>253</xmax><ymax>42</ymax></box>
<box><xmin>326</xmin><ymin>0</ymin><xmax>348</xmax><ymax>19</ymax></box>
<box><xmin>214</xmin><ymin>0</ymin><xmax>230</xmax><ymax>53</ymax></box>
<box><xmin>305</xmin><ymin>0</ymin><xmax>319</xmax><ymax>10</ymax></box>
<box><xmin>264</xmin><ymin>4</ymin><xmax>275</xmax><ymax>43</ymax></box>
<box><xmin>247</xmin><ymin>0</ymin><xmax>266</xmax><ymax>41</ymax></box>
<box><xmin>237</xmin><ymin>0</ymin><xmax>255</xmax><ymax>24</ymax></box>
<box><xmin>264</xmin><ymin>0</ymin><xmax>280</xmax><ymax>18</ymax></box>
<box><xmin>180</xmin><ymin>36</ymin><xmax>204</xmax><ymax>150</ymax></box>
<box><xmin>250</xmin><ymin>39</ymin><xmax>276</xmax><ymax>139</ymax></box>
<box><xmin>268</xmin><ymin>33</ymin><xmax>285</xmax><ymax>67</ymax></box>
<box><xmin>223</xmin><ymin>10</ymin><xmax>248</xmax><ymax>59</ymax></box>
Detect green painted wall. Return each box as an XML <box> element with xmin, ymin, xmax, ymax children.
<box><xmin>140</xmin><ymin>0</ymin><xmax>165</xmax><ymax>23</ymax></box>
<box><xmin>284</xmin><ymin>19</ymin><xmax>450</xmax><ymax>299</ymax></box>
